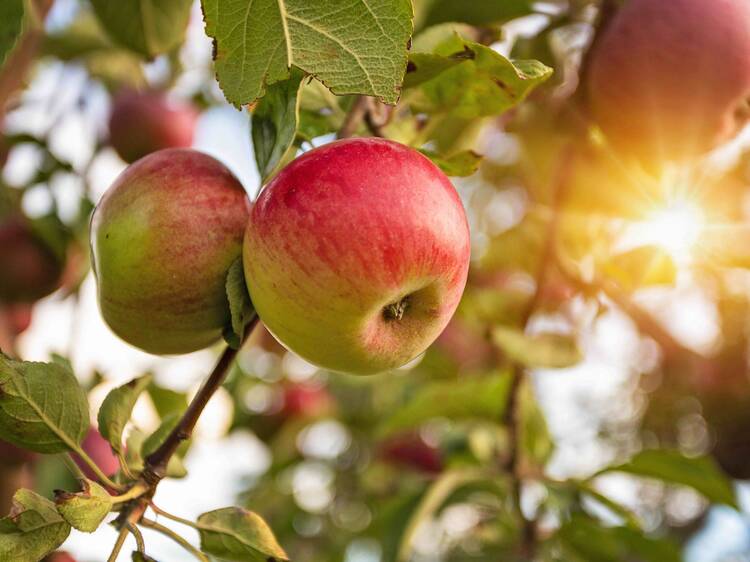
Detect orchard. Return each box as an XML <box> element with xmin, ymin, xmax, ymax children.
<box><xmin>2</xmin><ymin>0</ymin><xmax>750</xmax><ymax>561</ymax></box>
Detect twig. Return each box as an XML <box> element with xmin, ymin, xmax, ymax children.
<box><xmin>126</xmin><ymin>521</ymin><xmax>146</xmax><ymax>553</ymax></box>
<box><xmin>149</xmin><ymin>502</ymin><xmax>200</xmax><ymax>529</ymax></box>
<box><xmin>337</xmin><ymin>95</ymin><xmax>369</xmax><ymax>138</ymax></box>
<box><xmin>61</xmin><ymin>453</ymin><xmax>86</xmax><ymax>481</ymax></box>
<box><xmin>143</xmin><ymin>315</ymin><xmax>259</xmax><ymax>484</ymax></box>
<box><xmin>107</xmin><ymin>524</ymin><xmax>130</xmax><ymax>562</ymax></box>
<box><xmin>141</xmin><ymin>517</ymin><xmax>209</xmax><ymax>562</ymax></box>
<box><xmin>502</xmin><ymin>146</ymin><xmax>576</xmax><ymax>557</ymax></box>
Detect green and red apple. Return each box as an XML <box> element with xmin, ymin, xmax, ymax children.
<box><xmin>243</xmin><ymin>138</ymin><xmax>471</xmax><ymax>375</ymax></box>
<box><xmin>91</xmin><ymin>148</ymin><xmax>249</xmax><ymax>355</ymax></box>
<box><xmin>587</xmin><ymin>0</ymin><xmax>750</xmax><ymax>165</ymax></box>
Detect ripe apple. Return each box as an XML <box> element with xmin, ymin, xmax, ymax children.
<box><xmin>281</xmin><ymin>383</ymin><xmax>332</xmax><ymax>419</ymax></box>
<box><xmin>44</xmin><ymin>553</ymin><xmax>77</xmax><ymax>562</ymax></box>
<box><xmin>109</xmin><ymin>89</ymin><xmax>198</xmax><ymax>164</ymax></box>
<box><xmin>0</xmin><ymin>215</ymin><xmax>64</xmax><ymax>303</ymax></box>
<box><xmin>586</xmin><ymin>0</ymin><xmax>750</xmax><ymax>165</ymax></box>
<box><xmin>379</xmin><ymin>433</ymin><xmax>443</xmax><ymax>474</ymax></box>
<box><xmin>91</xmin><ymin>148</ymin><xmax>250</xmax><ymax>355</ymax></box>
<box><xmin>243</xmin><ymin>138</ymin><xmax>471</xmax><ymax>375</ymax></box>
<box><xmin>72</xmin><ymin>429</ymin><xmax>119</xmax><ymax>480</ymax></box>
<box><xmin>0</xmin><ymin>439</ymin><xmax>36</xmax><ymax>465</ymax></box>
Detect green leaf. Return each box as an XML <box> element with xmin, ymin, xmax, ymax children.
<box><xmin>557</xmin><ymin>513</ymin><xmax>681</xmax><ymax>562</ymax></box>
<box><xmin>411</xmin><ymin>36</ymin><xmax>552</xmax><ymax>119</ymax></box>
<box><xmin>141</xmin><ymin>413</ymin><xmax>187</xmax><ymax>479</ymax></box>
<box><xmin>379</xmin><ymin>372</ymin><xmax>511</xmax><ymax>437</ymax></box>
<box><xmin>403</xmin><ymin>51</ymin><xmax>466</xmax><ymax>89</ymax></box>
<box><xmin>599</xmin><ymin>449</ymin><xmax>738</xmax><ymax>508</ymax></box>
<box><xmin>97</xmin><ymin>374</ymin><xmax>153</xmax><ymax>456</ymax></box>
<box><xmin>0</xmin><ymin>489</ymin><xmax>71</xmax><ymax>561</ymax></box>
<box><xmin>54</xmin><ymin>479</ymin><xmax>113</xmax><ymax>533</ymax></box>
<box><xmin>224</xmin><ymin>259</ymin><xmax>255</xmax><ymax>349</ymax></box>
<box><xmin>0</xmin><ymin>0</ymin><xmax>24</xmax><ymax>71</ymax></box>
<box><xmin>492</xmin><ymin>326</ymin><xmax>582</xmax><ymax>370</ymax></box>
<box><xmin>416</xmin><ymin>0</ymin><xmax>533</xmax><ymax>29</ymax></box>
<box><xmin>147</xmin><ymin>383</ymin><xmax>188</xmax><ymax>420</ymax></box>
<box><xmin>132</xmin><ymin>553</ymin><xmax>158</xmax><ymax>562</ymax></box>
<box><xmin>90</xmin><ymin>0</ymin><xmax>193</xmax><ymax>59</ymax></box>
<box><xmin>252</xmin><ymin>68</ymin><xmax>305</xmax><ymax>183</ymax></box>
<box><xmin>418</xmin><ymin>149</ymin><xmax>482</xmax><ymax>177</ymax></box>
<box><xmin>197</xmin><ymin>507</ymin><xmax>288</xmax><ymax>562</ymax></box>
<box><xmin>202</xmin><ymin>0</ymin><xmax>414</xmax><ymax>107</ymax></box>
<box><xmin>601</xmin><ymin>246</ymin><xmax>677</xmax><ymax>291</ymax></box>
<box><xmin>0</xmin><ymin>354</ymin><xmax>89</xmax><ymax>454</ymax></box>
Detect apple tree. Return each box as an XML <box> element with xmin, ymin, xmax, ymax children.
<box><xmin>1</xmin><ymin>0</ymin><xmax>750</xmax><ymax>561</ymax></box>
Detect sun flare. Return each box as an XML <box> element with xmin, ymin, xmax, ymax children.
<box><xmin>630</xmin><ymin>200</ymin><xmax>706</xmax><ymax>261</ymax></box>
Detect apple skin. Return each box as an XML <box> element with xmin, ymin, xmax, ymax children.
<box><xmin>109</xmin><ymin>89</ymin><xmax>198</xmax><ymax>164</ymax></box>
<box><xmin>281</xmin><ymin>383</ymin><xmax>332</xmax><ymax>419</ymax></box>
<box><xmin>0</xmin><ymin>439</ymin><xmax>36</xmax><ymax>465</ymax></box>
<box><xmin>72</xmin><ymin>429</ymin><xmax>119</xmax><ymax>480</ymax></box>
<box><xmin>243</xmin><ymin>138</ymin><xmax>471</xmax><ymax>375</ymax></box>
<box><xmin>91</xmin><ymin>148</ymin><xmax>250</xmax><ymax>355</ymax></box>
<box><xmin>379</xmin><ymin>433</ymin><xmax>443</xmax><ymax>474</ymax></box>
<box><xmin>44</xmin><ymin>553</ymin><xmax>77</xmax><ymax>562</ymax></box>
<box><xmin>0</xmin><ymin>216</ymin><xmax>64</xmax><ymax>304</ymax></box>
<box><xmin>586</xmin><ymin>0</ymin><xmax>750</xmax><ymax>165</ymax></box>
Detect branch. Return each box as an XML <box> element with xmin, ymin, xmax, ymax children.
<box><xmin>143</xmin><ymin>314</ymin><xmax>259</xmax><ymax>482</ymax></box>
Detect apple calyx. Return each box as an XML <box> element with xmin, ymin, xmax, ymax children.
<box><xmin>383</xmin><ymin>296</ymin><xmax>410</xmax><ymax>321</ymax></box>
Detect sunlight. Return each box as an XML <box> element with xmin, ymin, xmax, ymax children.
<box><xmin>630</xmin><ymin>199</ymin><xmax>706</xmax><ymax>261</ymax></box>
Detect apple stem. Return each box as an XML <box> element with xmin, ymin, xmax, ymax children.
<box><xmin>383</xmin><ymin>297</ymin><xmax>410</xmax><ymax>321</ymax></box>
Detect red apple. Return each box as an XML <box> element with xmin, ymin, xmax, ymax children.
<box><xmin>243</xmin><ymin>138</ymin><xmax>471</xmax><ymax>375</ymax></box>
<box><xmin>0</xmin><ymin>215</ymin><xmax>64</xmax><ymax>303</ymax></box>
<box><xmin>109</xmin><ymin>89</ymin><xmax>198</xmax><ymax>164</ymax></box>
<box><xmin>379</xmin><ymin>433</ymin><xmax>443</xmax><ymax>474</ymax></box>
<box><xmin>91</xmin><ymin>149</ymin><xmax>250</xmax><ymax>355</ymax></box>
<box><xmin>72</xmin><ymin>429</ymin><xmax>119</xmax><ymax>480</ymax></box>
<box><xmin>0</xmin><ymin>439</ymin><xmax>37</xmax><ymax>465</ymax></box>
<box><xmin>586</xmin><ymin>0</ymin><xmax>750</xmax><ymax>165</ymax></box>
<box><xmin>281</xmin><ymin>383</ymin><xmax>332</xmax><ymax>419</ymax></box>
<box><xmin>44</xmin><ymin>552</ymin><xmax>77</xmax><ymax>562</ymax></box>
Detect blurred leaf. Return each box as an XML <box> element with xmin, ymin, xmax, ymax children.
<box><xmin>224</xmin><ymin>259</ymin><xmax>255</xmax><ymax>349</ymax></box>
<box><xmin>601</xmin><ymin>246</ymin><xmax>676</xmax><ymax>291</ymax></box>
<box><xmin>141</xmin><ymin>413</ymin><xmax>187</xmax><ymax>479</ymax></box>
<box><xmin>411</xmin><ymin>35</ymin><xmax>552</xmax><ymax>119</ymax></box>
<box><xmin>147</xmin><ymin>383</ymin><xmax>187</xmax><ymax>420</ymax></box>
<box><xmin>416</xmin><ymin>0</ymin><xmax>533</xmax><ymax>29</ymax></box>
<box><xmin>97</xmin><ymin>374</ymin><xmax>153</xmax><ymax>456</ymax></box>
<box><xmin>482</xmin><ymin>209</ymin><xmax>549</xmax><ymax>273</ymax></box>
<box><xmin>0</xmin><ymin>0</ymin><xmax>24</xmax><ymax>70</ymax></box>
<box><xmin>90</xmin><ymin>0</ymin><xmax>192</xmax><ymax>59</ymax></box>
<box><xmin>54</xmin><ymin>479</ymin><xmax>112</xmax><ymax>533</ymax></box>
<box><xmin>0</xmin><ymin>489</ymin><xmax>71</xmax><ymax>561</ymax></box>
<box><xmin>557</xmin><ymin>513</ymin><xmax>681</xmax><ymax>562</ymax></box>
<box><xmin>202</xmin><ymin>0</ymin><xmax>413</xmax><ymax>107</ymax></box>
<box><xmin>0</xmin><ymin>354</ymin><xmax>89</xmax><ymax>454</ymax></box>
<box><xmin>403</xmin><ymin>51</ymin><xmax>466</xmax><ymax>89</ymax></box>
<box><xmin>197</xmin><ymin>507</ymin><xmax>289</xmax><ymax>562</ymax></box>
<box><xmin>600</xmin><ymin>449</ymin><xmax>737</xmax><ymax>508</ymax></box>
<box><xmin>492</xmin><ymin>327</ymin><xmax>582</xmax><ymax>369</ymax></box>
<box><xmin>252</xmin><ymin>68</ymin><xmax>305</xmax><ymax>183</ymax></box>
<box><xmin>519</xmin><ymin>378</ymin><xmax>553</xmax><ymax>469</ymax></box>
<box><xmin>379</xmin><ymin>372</ymin><xmax>511</xmax><ymax>437</ymax></box>
<box><xmin>419</xmin><ymin>149</ymin><xmax>482</xmax><ymax>177</ymax></box>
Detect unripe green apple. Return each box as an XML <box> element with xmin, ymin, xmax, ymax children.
<box><xmin>586</xmin><ymin>0</ymin><xmax>750</xmax><ymax>165</ymax></box>
<box><xmin>91</xmin><ymin>149</ymin><xmax>250</xmax><ymax>355</ymax></box>
<box><xmin>109</xmin><ymin>89</ymin><xmax>198</xmax><ymax>164</ymax></box>
<box><xmin>244</xmin><ymin>138</ymin><xmax>471</xmax><ymax>375</ymax></box>
<box><xmin>0</xmin><ymin>216</ymin><xmax>64</xmax><ymax>304</ymax></box>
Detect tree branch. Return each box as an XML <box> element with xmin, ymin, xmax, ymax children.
<box><xmin>338</xmin><ymin>96</ymin><xmax>369</xmax><ymax>139</ymax></box>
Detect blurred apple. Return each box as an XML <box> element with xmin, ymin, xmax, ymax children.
<box><xmin>43</xmin><ymin>553</ymin><xmax>77</xmax><ymax>562</ymax></box>
<box><xmin>0</xmin><ymin>439</ymin><xmax>37</xmax><ymax>465</ymax></box>
<box><xmin>72</xmin><ymin>429</ymin><xmax>119</xmax><ymax>480</ymax></box>
<box><xmin>281</xmin><ymin>383</ymin><xmax>332</xmax><ymax>419</ymax></box>
<box><xmin>379</xmin><ymin>433</ymin><xmax>443</xmax><ymax>474</ymax></box>
<box><xmin>109</xmin><ymin>89</ymin><xmax>198</xmax><ymax>163</ymax></box>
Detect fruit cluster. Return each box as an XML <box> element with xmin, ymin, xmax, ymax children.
<box><xmin>91</xmin><ymin>135</ymin><xmax>471</xmax><ymax>375</ymax></box>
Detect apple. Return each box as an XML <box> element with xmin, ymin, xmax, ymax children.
<box><xmin>243</xmin><ymin>138</ymin><xmax>471</xmax><ymax>375</ymax></box>
<box><xmin>586</xmin><ymin>0</ymin><xmax>750</xmax><ymax>165</ymax></box>
<box><xmin>91</xmin><ymin>148</ymin><xmax>250</xmax><ymax>355</ymax></box>
<box><xmin>109</xmin><ymin>89</ymin><xmax>198</xmax><ymax>164</ymax></box>
<box><xmin>0</xmin><ymin>439</ymin><xmax>36</xmax><ymax>465</ymax></box>
<box><xmin>72</xmin><ymin>429</ymin><xmax>119</xmax><ymax>480</ymax></box>
<box><xmin>0</xmin><ymin>215</ymin><xmax>64</xmax><ymax>303</ymax></box>
<box><xmin>379</xmin><ymin>433</ymin><xmax>443</xmax><ymax>474</ymax></box>
<box><xmin>44</xmin><ymin>553</ymin><xmax>77</xmax><ymax>562</ymax></box>
<box><xmin>281</xmin><ymin>383</ymin><xmax>332</xmax><ymax>419</ymax></box>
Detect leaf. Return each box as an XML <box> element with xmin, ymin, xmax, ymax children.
<box><xmin>379</xmin><ymin>372</ymin><xmax>511</xmax><ymax>437</ymax></box>
<box><xmin>202</xmin><ymin>0</ymin><xmax>414</xmax><ymax>107</ymax></box>
<box><xmin>98</xmin><ymin>374</ymin><xmax>153</xmax><ymax>456</ymax></box>
<box><xmin>416</xmin><ymin>0</ymin><xmax>533</xmax><ymax>29</ymax></box>
<box><xmin>90</xmin><ymin>0</ymin><xmax>193</xmax><ymax>59</ymax></box>
<box><xmin>132</xmin><ymin>553</ymin><xmax>159</xmax><ymax>562</ymax></box>
<box><xmin>411</xmin><ymin>35</ymin><xmax>553</xmax><ymax>119</ymax></box>
<box><xmin>252</xmin><ymin>68</ymin><xmax>306</xmax><ymax>183</ymax></box>
<box><xmin>197</xmin><ymin>507</ymin><xmax>288</xmax><ymax>562</ymax></box>
<box><xmin>599</xmin><ymin>449</ymin><xmax>738</xmax><ymax>508</ymax></box>
<box><xmin>601</xmin><ymin>246</ymin><xmax>676</xmax><ymax>291</ymax></box>
<box><xmin>403</xmin><ymin>52</ymin><xmax>466</xmax><ymax>89</ymax></box>
<box><xmin>54</xmin><ymin>479</ymin><xmax>113</xmax><ymax>533</ymax></box>
<box><xmin>519</xmin><ymin>378</ymin><xmax>553</xmax><ymax>469</ymax></box>
<box><xmin>419</xmin><ymin>149</ymin><xmax>482</xmax><ymax>177</ymax></box>
<box><xmin>0</xmin><ymin>0</ymin><xmax>24</xmax><ymax>70</ymax></box>
<box><xmin>140</xmin><ymin>413</ymin><xmax>187</xmax><ymax>479</ymax></box>
<box><xmin>492</xmin><ymin>326</ymin><xmax>582</xmax><ymax>369</ymax></box>
<box><xmin>0</xmin><ymin>354</ymin><xmax>89</xmax><ymax>454</ymax></box>
<box><xmin>557</xmin><ymin>513</ymin><xmax>681</xmax><ymax>562</ymax></box>
<box><xmin>224</xmin><ymin>258</ymin><xmax>255</xmax><ymax>349</ymax></box>
<box><xmin>0</xmin><ymin>489</ymin><xmax>71</xmax><ymax>561</ymax></box>
<box><xmin>147</xmin><ymin>384</ymin><xmax>187</xmax><ymax>420</ymax></box>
